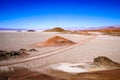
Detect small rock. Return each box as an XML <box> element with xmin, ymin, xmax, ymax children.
<box><xmin>29</xmin><ymin>48</ymin><xmax>37</xmax><ymax>52</ymax></box>
<box><xmin>18</xmin><ymin>48</ymin><xmax>27</xmax><ymax>52</ymax></box>
<box><xmin>94</xmin><ymin>56</ymin><xmax>120</xmax><ymax>67</ymax></box>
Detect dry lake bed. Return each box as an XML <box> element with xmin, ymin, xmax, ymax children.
<box><xmin>0</xmin><ymin>31</ymin><xmax>120</xmax><ymax>80</ymax></box>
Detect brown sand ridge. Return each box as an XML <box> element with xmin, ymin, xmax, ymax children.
<box><xmin>76</xmin><ymin>69</ymin><xmax>120</xmax><ymax>80</ymax></box>
<box><xmin>0</xmin><ymin>67</ymin><xmax>65</xmax><ymax>80</ymax></box>
<box><xmin>46</xmin><ymin>69</ymin><xmax>120</xmax><ymax>80</ymax></box>
<box><xmin>35</xmin><ymin>36</ymin><xmax>76</xmax><ymax>47</ymax></box>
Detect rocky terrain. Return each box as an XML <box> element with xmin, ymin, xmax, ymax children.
<box><xmin>42</xmin><ymin>56</ymin><xmax>120</xmax><ymax>80</ymax></box>
<box><xmin>93</xmin><ymin>56</ymin><xmax>120</xmax><ymax>68</ymax></box>
<box><xmin>0</xmin><ymin>48</ymin><xmax>38</xmax><ymax>61</ymax></box>
<box><xmin>0</xmin><ymin>50</ymin><xmax>28</xmax><ymax>61</ymax></box>
<box><xmin>0</xmin><ymin>56</ymin><xmax>119</xmax><ymax>80</ymax></box>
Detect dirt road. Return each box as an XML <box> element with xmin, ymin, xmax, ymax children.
<box><xmin>0</xmin><ymin>35</ymin><xmax>97</xmax><ymax>66</ymax></box>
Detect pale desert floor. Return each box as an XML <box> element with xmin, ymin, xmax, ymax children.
<box><xmin>0</xmin><ymin>32</ymin><xmax>120</xmax><ymax>74</ymax></box>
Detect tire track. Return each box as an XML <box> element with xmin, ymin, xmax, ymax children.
<box><xmin>0</xmin><ymin>35</ymin><xmax>97</xmax><ymax>66</ymax></box>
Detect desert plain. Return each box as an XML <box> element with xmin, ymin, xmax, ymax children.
<box><xmin>0</xmin><ymin>31</ymin><xmax>120</xmax><ymax>80</ymax></box>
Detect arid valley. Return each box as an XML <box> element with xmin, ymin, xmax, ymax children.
<box><xmin>0</xmin><ymin>0</ymin><xmax>120</xmax><ymax>79</ymax></box>
<box><xmin>0</xmin><ymin>27</ymin><xmax>120</xmax><ymax>80</ymax></box>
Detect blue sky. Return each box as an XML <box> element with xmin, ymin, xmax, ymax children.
<box><xmin>0</xmin><ymin>0</ymin><xmax>120</xmax><ymax>29</ymax></box>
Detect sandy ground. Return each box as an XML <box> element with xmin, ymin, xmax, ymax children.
<box><xmin>0</xmin><ymin>32</ymin><xmax>120</xmax><ymax>79</ymax></box>
<box><xmin>41</xmin><ymin>68</ymin><xmax>120</xmax><ymax>80</ymax></box>
<box><xmin>0</xmin><ymin>32</ymin><xmax>120</xmax><ymax>65</ymax></box>
<box><xmin>0</xmin><ymin>32</ymin><xmax>90</xmax><ymax>64</ymax></box>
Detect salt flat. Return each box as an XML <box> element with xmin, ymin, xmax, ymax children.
<box><xmin>0</xmin><ymin>32</ymin><xmax>120</xmax><ymax>71</ymax></box>
<box><xmin>0</xmin><ymin>32</ymin><xmax>90</xmax><ymax>64</ymax></box>
<box><xmin>0</xmin><ymin>32</ymin><xmax>89</xmax><ymax>50</ymax></box>
<box><xmin>50</xmin><ymin>35</ymin><xmax>120</xmax><ymax>63</ymax></box>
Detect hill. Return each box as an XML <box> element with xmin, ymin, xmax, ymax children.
<box><xmin>44</xmin><ymin>27</ymin><xmax>66</xmax><ymax>32</ymax></box>
<box><xmin>35</xmin><ymin>36</ymin><xmax>76</xmax><ymax>47</ymax></box>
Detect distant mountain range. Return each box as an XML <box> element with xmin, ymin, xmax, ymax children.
<box><xmin>83</xmin><ymin>25</ymin><xmax>120</xmax><ymax>30</ymax></box>
<box><xmin>0</xmin><ymin>25</ymin><xmax>120</xmax><ymax>31</ymax></box>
